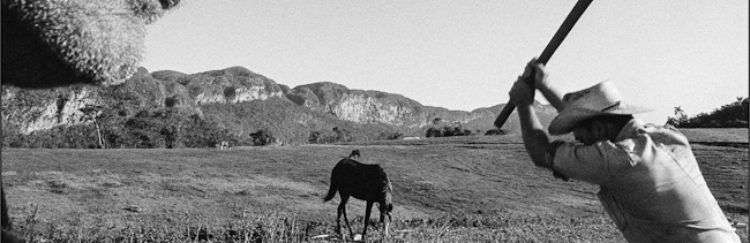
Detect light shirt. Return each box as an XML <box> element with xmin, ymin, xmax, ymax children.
<box><xmin>547</xmin><ymin>119</ymin><xmax>740</xmax><ymax>242</ymax></box>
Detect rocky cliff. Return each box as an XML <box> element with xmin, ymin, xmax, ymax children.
<box><xmin>287</xmin><ymin>82</ymin><xmax>425</xmax><ymax>126</ymax></box>
<box><xmin>285</xmin><ymin>81</ymin><xmax>556</xmax><ymax>132</ymax></box>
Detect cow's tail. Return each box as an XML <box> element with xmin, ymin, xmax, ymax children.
<box><xmin>323</xmin><ymin>179</ymin><xmax>337</xmax><ymax>202</ymax></box>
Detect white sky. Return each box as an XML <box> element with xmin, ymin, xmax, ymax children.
<box><xmin>143</xmin><ymin>1</ymin><xmax>749</xmax><ymax>124</ymax></box>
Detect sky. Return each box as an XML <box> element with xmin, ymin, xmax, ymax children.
<box><xmin>143</xmin><ymin>1</ymin><xmax>749</xmax><ymax>124</ymax></box>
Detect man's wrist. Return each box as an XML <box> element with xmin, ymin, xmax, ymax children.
<box><xmin>536</xmin><ymin>81</ymin><xmax>550</xmax><ymax>92</ymax></box>
<box><xmin>516</xmin><ymin>101</ymin><xmax>534</xmax><ymax>110</ymax></box>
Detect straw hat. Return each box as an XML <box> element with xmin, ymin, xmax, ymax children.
<box><xmin>548</xmin><ymin>81</ymin><xmax>652</xmax><ymax>135</ymax></box>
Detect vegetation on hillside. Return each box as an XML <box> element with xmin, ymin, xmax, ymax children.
<box><xmin>200</xmin><ymin>98</ymin><xmax>403</xmax><ymax>145</ymax></box>
<box><xmin>667</xmin><ymin>97</ymin><xmax>749</xmax><ymax>128</ymax></box>
<box><xmin>2</xmin><ymin>96</ymin><xmax>406</xmax><ymax>148</ymax></box>
<box><xmin>3</xmin><ymin>107</ymin><xmax>234</xmax><ymax>149</ymax></box>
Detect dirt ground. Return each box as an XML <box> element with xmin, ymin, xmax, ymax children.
<box><xmin>2</xmin><ymin>129</ymin><xmax>747</xmax><ymax>241</ymax></box>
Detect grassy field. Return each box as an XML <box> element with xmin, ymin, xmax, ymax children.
<box><xmin>2</xmin><ymin>128</ymin><xmax>747</xmax><ymax>242</ymax></box>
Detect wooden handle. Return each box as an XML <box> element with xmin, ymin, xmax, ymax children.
<box><xmin>494</xmin><ymin>0</ymin><xmax>593</xmax><ymax>129</ymax></box>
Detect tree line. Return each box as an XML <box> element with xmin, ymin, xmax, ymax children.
<box><xmin>667</xmin><ymin>97</ymin><xmax>748</xmax><ymax>128</ymax></box>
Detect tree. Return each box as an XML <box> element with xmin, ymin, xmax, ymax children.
<box><xmin>666</xmin><ymin>106</ymin><xmax>688</xmax><ymax>127</ymax></box>
<box><xmin>673</xmin><ymin>106</ymin><xmax>684</xmax><ymax>116</ymax></box>
<box><xmin>432</xmin><ymin>117</ymin><xmax>442</xmax><ymax>126</ymax></box>
<box><xmin>181</xmin><ymin>114</ymin><xmax>234</xmax><ymax>148</ymax></box>
<box><xmin>79</xmin><ymin>104</ymin><xmax>106</xmax><ymax>149</ymax></box>
<box><xmin>249</xmin><ymin>129</ymin><xmax>276</xmax><ymax>146</ymax></box>
<box><xmin>667</xmin><ymin>97</ymin><xmax>749</xmax><ymax>128</ymax></box>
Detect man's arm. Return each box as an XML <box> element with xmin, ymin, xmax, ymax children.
<box><xmin>509</xmin><ymin>77</ymin><xmax>553</xmax><ymax>168</ymax></box>
<box><xmin>537</xmin><ymin>84</ymin><xmax>565</xmax><ymax>112</ymax></box>
<box><xmin>517</xmin><ymin>103</ymin><xmax>553</xmax><ymax>167</ymax></box>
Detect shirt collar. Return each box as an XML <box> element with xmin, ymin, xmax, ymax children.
<box><xmin>614</xmin><ymin>119</ymin><xmax>644</xmax><ymax>142</ymax></box>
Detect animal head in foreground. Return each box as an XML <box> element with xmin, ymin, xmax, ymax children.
<box><xmin>2</xmin><ymin>0</ymin><xmax>180</xmax><ymax>88</ymax></box>
<box><xmin>1</xmin><ymin>1</ymin><xmax>181</xmax><ymax>241</ymax></box>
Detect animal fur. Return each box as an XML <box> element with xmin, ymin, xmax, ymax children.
<box><xmin>324</xmin><ymin>152</ymin><xmax>393</xmax><ymax>239</ymax></box>
<box><xmin>1</xmin><ymin>0</ymin><xmax>179</xmax><ymax>88</ymax></box>
<box><xmin>1</xmin><ymin>1</ymin><xmax>180</xmax><ymax>241</ymax></box>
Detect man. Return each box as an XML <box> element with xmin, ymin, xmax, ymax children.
<box><xmin>508</xmin><ymin>59</ymin><xmax>740</xmax><ymax>242</ymax></box>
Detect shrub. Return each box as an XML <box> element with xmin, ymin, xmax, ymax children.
<box><xmin>164</xmin><ymin>96</ymin><xmax>178</xmax><ymax>107</ymax></box>
<box><xmin>378</xmin><ymin>131</ymin><xmax>403</xmax><ymax>140</ymax></box>
<box><xmin>223</xmin><ymin>86</ymin><xmax>236</xmax><ymax>101</ymax></box>
<box><xmin>308</xmin><ymin>127</ymin><xmax>354</xmax><ymax>144</ymax></box>
<box><xmin>484</xmin><ymin>129</ymin><xmax>506</xmax><ymax>136</ymax></box>
<box><xmin>308</xmin><ymin>130</ymin><xmax>337</xmax><ymax>144</ymax></box>
<box><xmin>426</xmin><ymin>123</ymin><xmax>472</xmax><ymax>138</ymax></box>
<box><xmin>249</xmin><ymin>129</ymin><xmax>276</xmax><ymax>146</ymax></box>
<box><xmin>425</xmin><ymin>128</ymin><xmax>442</xmax><ymax>137</ymax></box>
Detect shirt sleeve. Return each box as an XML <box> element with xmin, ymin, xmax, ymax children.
<box><xmin>547</xmin><ymin>140</ymin><xmax>631</xmax><ymax>184</ymax></box>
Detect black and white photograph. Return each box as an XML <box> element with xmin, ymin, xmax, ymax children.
<box><xmin>1</xmin><ymin>1</ymin><xmax>748</xmax><ymax>242</ymax></box>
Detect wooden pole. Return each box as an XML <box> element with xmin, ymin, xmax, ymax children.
<box><xmin>493</xmin><ymin>0</ymin><xmax>594</xmax><ymax>129</ymax></box>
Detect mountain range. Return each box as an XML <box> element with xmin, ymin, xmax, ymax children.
<box><xmin>2</xmin><ymin>66</ymin><xmax>557</xmax><ymax>145</ymax></box>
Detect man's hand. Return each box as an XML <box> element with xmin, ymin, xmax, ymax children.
<box><xmin>522</xmin><ymin>58</ymin><xmax>549</xmax><ymax>90</ymax></box>
<box><xmin>509</xmin><ymin>76</ymin><xmax>535</xmax><ymax>106</ymax></box>
<box><xmin>521</xmin><ymin>57</ymin><xmax>565</xmax><ymax>111</ymax></box>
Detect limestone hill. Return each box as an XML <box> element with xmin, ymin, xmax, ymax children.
<box><xmin>2</xmin><ymin>66</ymin><xmax>557</xmax><ymax>147</ymax></box>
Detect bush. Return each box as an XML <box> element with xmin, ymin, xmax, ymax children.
<box><xmin>425</xmin><ymin>128</ymin><xmax>442</xmax><ymax>137</ymax></box>
<box><xmin>308</xmin><ymin>130</ymin><xmax>338</xmax><ymax>144</ymax></box>
<box><xmin>223</xmin><ymin>86</ymin><xmax>236</xmax><ymax>101</ymax></box>
<box><xmin>249</xmin><ymin>129</ymin><xmax>276</xmax><ymax>146</ymax></box>
<box><xmin>378</xmin><ymin>131</ymin><xmax>403</xmax><ymax>140</ymax></box>
<box><xmin>426</xmin><ymin>124</ymin><xmax>472</xmax><ymax>138</ymax></box>
<box><xmin>308</xmin><ymin>127</ymin><xmax>354</xmax><ymax>144</ymax></box>
<box><xmin>164</xmin><ymin>96</ymin><xmax>178</xmax><ymax>107</ymax></box>
<box><xmin>484</xmin><ymin>129</ymin><xmax>506</xmax><ymax>136</ymax></box>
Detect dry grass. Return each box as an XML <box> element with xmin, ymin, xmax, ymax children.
<box><xmin>2</xmin><ymin>129</ymin><xmax>747</xmax><ymax>242</ymax></box>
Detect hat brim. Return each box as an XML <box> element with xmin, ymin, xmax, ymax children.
<box><xmin>548</xmin><ymin>104</ymin><xmax>652</xmax><ymax>135</ymax></box>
